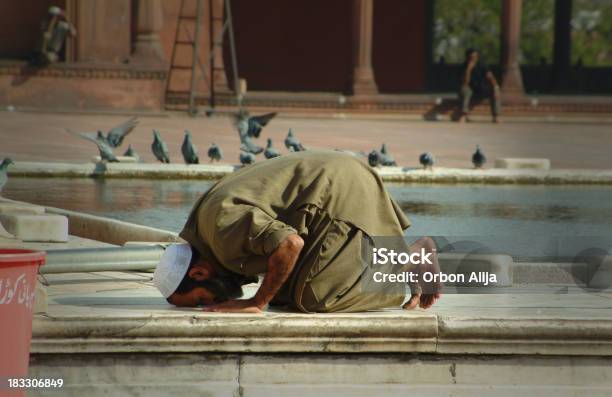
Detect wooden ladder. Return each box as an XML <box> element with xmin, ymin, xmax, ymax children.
<box><xmin>164</xmin><ymin>0</ymin><xmax>241</xmax><ymax>116</ymax></box>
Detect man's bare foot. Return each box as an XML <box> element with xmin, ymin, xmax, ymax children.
<box><xmin>457</xmin><ymin>115</ymin><xmax>467</xmax><ymax>123</ymax></box>
<box><xmin>493</xmin><ymin>116</ymin><xmax>501</xmax><ymax>123</ymax></box>
<box><xmin>402</xmin><ymin>237</ymin><xmax>443</xmax><ymax>310</ymax></box>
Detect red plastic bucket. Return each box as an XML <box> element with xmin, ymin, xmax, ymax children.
<box><xmin>0</xmin><ymin>249</ymin><xmax>45</xmax><ymax>396</ymax></box>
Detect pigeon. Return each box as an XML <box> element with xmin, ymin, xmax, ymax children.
<box><xmin>379</xmin><ymin>143</ymin><xmax>397</xmax><ymax>166</ymax></box>
<box><xmin>90</xmin><ymin>138</ymin><xmax>119</xmax><ymax>163</ymax></box>
<box><xmin>207</xmin><ymin>143</ymin><xmax>223</xmax><ymax>162</ymax></box>
<box><xmin>264</xmin><ymin>138</ymin><xmax>281</xmax><ymax>159</ymax></box>
<box><xmin>472</xmin><ymin>145</ymin><xmax>486</xmax><ymax>169</ymax></box>
<box><xmin>70</xmin><ymin>117</ymin><xmax>139</xmax><ymax>149</ymax></box>
<box><xmin>106</xmin><ymin>117</ymin><xmax>139</xmax><ymax>148</ymax></box>
<box><xmin>235</xmin><ymin>110</ymin><xmax>277</xmax><ymax>139</ymax></box>
<box><xmin>96</xmin><ymin>131</ymin><xmax>108</xmax><ymax>144</ymax></box>
<box><xmin>240</xmin><ymin>135</ymin><xmax>264</xmax><ymax>155</ymax></box>
<box><xmin>123</xmin><ymin>144</ymin><xmax>140</xmax><ymax>162</ymax></box>
<box><xmin>151</xmin><ymin>129</ymin><xmax>170</xmax><ymax>163</ymax></box>
<box><xmin>419</xmin><ymin>152</ymin><xmax>435</xmax><ymax>169</ymax></box>
<box><xmin>239</xmin><ymin>151</ymin><xmax>256</xmax><ymax>165</ymax></box>
<box><xmin>181</xmin><ymin>130</ymin><xmax>199</xmax><ymax>164</ymax></box>
<box><xmin>71</xmin><ymin>130</ymin><xmax>109</xmax><ymax>145</ymax></box>
<box><xmin>65</xmin><ymin>128</ymin><xmax>119</xmax><ymax>162</ymax></box>
<box><xmin>284</xmin><ymin>129</ymin><xmax>305</xmax><ymax>152</ymax></box>
<box><xmin>368</xmin><ymin>150</ymin><xmax>380</xmax><ymax>167</ymax></box>
<box><xmin>0</xmin><ymin>158</ymin><xmax>14</xmax><ymax>193</ymax></box>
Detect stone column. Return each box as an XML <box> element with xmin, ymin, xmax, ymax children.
<box><xmin>132</xmin><ymin>0</ymin><xmax>165</xmax><ymax>66</ymax></box>
<box><xmin>76</xmin><ymin>0</ymin><xmax>131</xmax><ymax>63</ymax></box>
<box><xmin>500</xmin><ymin>0</ymin><xmax>525</xmax><ymax>100</ymax></box>
<box><xmin>349</xmin><ymin>0</ymin><xmax>378</xmax><ymax>96</ymax></box>
<box><xmin>209</xmin><ymin>0</ymin><xmax>231</xmax><ymax>93</ymax></box>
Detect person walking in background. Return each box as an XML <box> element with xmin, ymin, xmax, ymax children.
<box><xmin>458</xmin><ymin>48</ymin><xmax>501</xmax><ymax>123</ymax></box>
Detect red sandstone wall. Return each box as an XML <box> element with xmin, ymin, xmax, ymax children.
<box><xmin>75</xmin><ymin>0</ymin><xmax>131</xmax><ymax>63</ymax></box>
<box><xmin>1</xmin><ymin>0</ymin><xmax>428</xmax><ymax>103</ymax></box>
<box><xmin>68</xmin><ymin>0</ymin><xmax>427</xmax><ymax>94</ymax></box>
<box><xmin>0</xmin><ymin>72</ymin><xmax>165</xmax><ymax>111</ymax></box>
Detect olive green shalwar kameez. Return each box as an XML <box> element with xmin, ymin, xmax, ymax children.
<box><xmin>179</xmin><ymin>150</ymin><xmax>411</xmax><ymax>312</ymax></box>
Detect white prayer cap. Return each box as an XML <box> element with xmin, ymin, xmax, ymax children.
<box><xmin>153</xmin><ymin>243</ymin><xmax>193</xmax><ymax>298</ymax></box>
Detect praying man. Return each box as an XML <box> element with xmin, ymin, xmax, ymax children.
<box><xmin>153</xmin><ymin>151</ymin><xmax>441</xmax><ymax>313</ymax></box>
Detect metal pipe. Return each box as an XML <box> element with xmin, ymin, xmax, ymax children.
<box><xmin>189</xmin><ymin>0</ymin><xmax>203</xmax><ymax>115</ymax></box>
<box><xmin>225</xmin><ymin>0</ymin><xmax>242</xmax><ymax>109</ymax></box>
<box><xmin>209</xmin><ymin>0</ymin><xmax>215</xmax><ymax>109</ymax></box>
<box><xmin>41</xmin><ymin>246</ymin><xmax>166</xmax><ymax>274</ymax></box>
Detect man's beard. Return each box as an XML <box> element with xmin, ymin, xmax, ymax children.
<box><xmin>195</xmin><ymin>276</ymin><xmax>244</xmax><ymax>303</ymax></box>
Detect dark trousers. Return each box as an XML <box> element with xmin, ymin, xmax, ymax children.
<box><xmin>270</xmin><ymin>205</ymin><xmax>405</xmax><ymax>313</ymax></box>
<box><xmin>460</xmin><ymin>85</ymin><xmax>501</xmax><ymax>117</ymax></box>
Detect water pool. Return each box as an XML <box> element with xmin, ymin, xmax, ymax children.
<box><xmin>4</xmin><ymin>177</ymin><xmax>612</xmax><ymax>257</ymax></box>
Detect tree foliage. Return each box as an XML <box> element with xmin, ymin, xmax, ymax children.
<box><xmin>572</xmin><ymin>0</ymin><xmax>612</xmax><ymax>66</ymax></box>
<box><xmin>433</xmin><ymin>0</ymin><xmax>612</xmax><ymax>66</ymax></box>
<box><xmin>521</xmin><ymin>0</ymin><xmax>554</xmax><ymax>65</ymax></box>
<box><xmin>433</xmin><ymin>0</ymin><xmax>501</xmax><ymax>64</ymax></box>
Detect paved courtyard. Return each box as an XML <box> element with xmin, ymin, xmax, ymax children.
<box><xmin>1</xmin><ymin>110</ymin><xmax>611</xmax><ymax>169</ymax></box>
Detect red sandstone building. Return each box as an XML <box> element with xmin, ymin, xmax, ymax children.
<box><xmin>0</xmin><ymin>0</ymin><xmax>608</xmax><ymax>112</ymax></box>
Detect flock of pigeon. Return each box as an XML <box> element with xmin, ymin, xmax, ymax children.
<box><xmin>232</xmin><ymin>111</ymin><xmax>306</xmax><ymax>165</ymax></box>
<box><xmin>62</xmin><ymin>112</ymin><xmax>311</xmax><ymax>166</ymax></box>
<box><xmin>365</xmin><ymin>143</ymin><xmax>486</xmax><ymax>170</ymax></box>
<box><xmin>0</xmin><ymin>113</ymin><xmax>488</xmax><ymax>193</ymax></box>
<box><xmin>61</xmin><ymin>111</ymin><xmax>488</xmax><ymax>170</ymax></box>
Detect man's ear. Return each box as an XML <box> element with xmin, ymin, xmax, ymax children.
<box><xmin>188</xmin><ymin>266</ymin><xmax>211</xmax><ymax>281</ymax></box>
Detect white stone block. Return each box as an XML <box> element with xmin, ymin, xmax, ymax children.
<box><xmin>0</xmin><ymin>214</ymin><xmax>68</xmax><ymax>242</ymax></box>
<box><xmin>123</xmin><ymin>241</ymin><xmax>171</xmax><ymax>247</ymax></box>
<box><xmin>494</xmin><ymin>158</ymin><xmax>551</xmax><ymax>170</ymax></box>
<box><xmin>91</xmin><ymin>155</ymin><xmax>138</xmax><ymax>163</ymax></box>
<box><xmin>0</xmin><ymin>202</ymin><xmax>45</xmax><ymax>215</ymax></box>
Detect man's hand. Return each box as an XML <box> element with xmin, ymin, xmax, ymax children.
<box><xmin>201</xmin><ymin>234</ymin><xmax>304</xmax><ymax>314</ymax></box>
<box><xmin>402</xmin><ymin>237</ymin><xmax>442</xmax><ymax>310</ymax></box>
<box><xmin>251</xmin><ymin>234</ymin><xmax>304</xmax><ymax>309</ymax></box>
<box><xmin>403</xmin><ymin>292</ymin><xmax>441</xmax><ymax>310</ymax></box>
<box><xmin>202</xmin><ymin>298</ymin><xmax>263</xmax><ymax>313</ymax></box>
